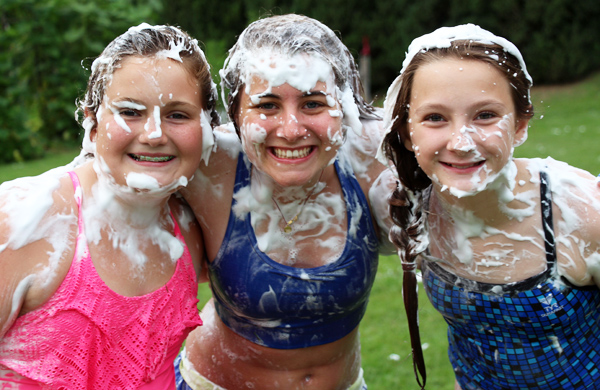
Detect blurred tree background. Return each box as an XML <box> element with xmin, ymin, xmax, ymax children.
<box><xmin>1</xmin><ymin>0</ymin><xmax>599</xmax><ymax>163</ymax></box>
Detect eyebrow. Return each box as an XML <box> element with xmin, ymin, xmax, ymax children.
<box><xmin>112</xmin><ymin>99</ymin><xmax>146</xmax><ymax>110</ymax></box>
<box><xmin>112</xmin><ymin>98</ymin><xmax>198</xmax><ymax>110</ymax></box>
<box><xmin>303</xmin><ymin>91</ymin><xmax>328</xmax><ymax>97</ymax></box>
<box><xmin>413</xmin><ymin>99</ymin><xmax>507</xmax><ymax>114</ymax></box>
<box><xmin>162</xmin><ymin>100</ymin><xmax>199</xmax><ymax>109</ymax></box>
<box><xmin>254</xmin><ymin>92</ymin><xmax>277</xmax><ymax>99</ymax></box>
<box><xmin>253</xmin><ymin>90</ymin><xmax>329</xmax><ymax>99</ymax></box>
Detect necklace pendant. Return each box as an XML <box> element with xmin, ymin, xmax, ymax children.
<box><xmin>284</xmin><ymin>225</ymin><xmax>293</xmax><ymax>234</ymax></box>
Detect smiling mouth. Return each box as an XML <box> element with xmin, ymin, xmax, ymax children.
<box><xmin>129</xmin><ymin>154</ymin><xmax>174</xmax><ymax>162</ymax></box>
<box><xmin>272</xmin><ymin>147</ymin><xmax>313</xmax><ymax>159</ymax></box>
<box><xmin>443</xmin><ymin>161</ymin><xmax>485</xmax><ymax>169</ymax></box>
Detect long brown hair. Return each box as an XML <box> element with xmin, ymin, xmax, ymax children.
<box><xmin>382</xmin><ymin>40</ymin><xmax>534</xmax><ymax>389</ymax></box>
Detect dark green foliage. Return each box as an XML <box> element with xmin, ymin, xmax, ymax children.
<box><xmin>0</xmin><ymin>0</ymin><xmax>162</xmax><ymax>163</ymax></box>
<box><xmin>2</xmin><ymin>0</ymin><xmax>599</xmax><ymax>164</ymax></box>
<box><xmin>160</xmin><ymin>0</ymin><xmax>600</xmax><ymax>97</ymax></box>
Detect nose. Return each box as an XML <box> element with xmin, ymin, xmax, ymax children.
<box><xmin>447</xmin><ymin>125</ymin><xmax>476</xmax><ymax>154</ymax></box>
<box><xmin>139</xmin><ymin>107</ymin><xmax>167</xmax><ymax>146</ymax></box>
<box><xmin>276</xmin><ymin>110</ymin><xmax>305</xmax><ymax>141</ymax></box>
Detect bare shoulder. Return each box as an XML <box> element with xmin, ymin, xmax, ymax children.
<box><xmin>0</xmin><ymin>170</ymin><xmax>78</xmax><ymax>337</ymax></box>
<box><xmin>529</xmin><ymin>158</ymin><xmax>600</xmax><ymax>287</ymax></box>
<box><xmin>542</xmin><ymin>158</ymin><xmax>600</xmax><ymax>217</ymax></box>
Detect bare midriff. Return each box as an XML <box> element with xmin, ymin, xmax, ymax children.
<box><xmin>184</xmin><ymin>299</ymin><xmax>361</xmax><ymax>390</ymax></box>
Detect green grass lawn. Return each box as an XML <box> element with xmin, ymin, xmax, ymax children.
<box><xmin>514</xmin><ymin>72</ymin><xmax>600</xmax><ymax>174</ymax></box>
<box><xmin>0</xmin><ymin>72</ymin><xmax>598</xmax><ymax>389</ymax></box>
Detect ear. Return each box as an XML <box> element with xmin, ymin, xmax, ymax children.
<box><xmin>84</xmin><ymin>108</ymin><xmax>98</xmax><ymax>142</ymax></box>
<box><xmin>513</xmin><ymin>117</ymin><xmax>530</xmax><ymax>147</ymax></box>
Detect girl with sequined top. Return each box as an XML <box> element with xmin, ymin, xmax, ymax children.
<box><xmin>380</xmin><ymin>24</ymin><xmax>600</xmax><ymax>390</ymax></box>
<box><xmin>0</xmin><ymin>24</ymin><xmax>219</xmax><ymax>388</ymax></box>
<box><xmin>176</xmin><ymin>14</ymin><xmax>396</xmax><ymax>390</ymax></box>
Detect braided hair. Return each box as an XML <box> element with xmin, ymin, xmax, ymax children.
<box><xmin>382</xmin><ymin>37</ymin><xmax>534</xmax><ymax>389</ymax></box>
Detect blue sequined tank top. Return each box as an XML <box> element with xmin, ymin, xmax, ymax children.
<box><xmin>422</xmin><ymin>171</ymin><xmax>600</xmax><ymax>389</ymax></box>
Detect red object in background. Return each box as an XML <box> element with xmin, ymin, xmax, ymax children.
<box><xmin>361</xmin><ymin>36</ymin><xmax>371</xmax><ymax>56</ymax></box>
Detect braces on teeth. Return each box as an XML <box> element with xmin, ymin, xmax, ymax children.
<box><xmin>131</xmin><ymin>154</ymin><xmax>173</xmax><ymax>162</ymax></box>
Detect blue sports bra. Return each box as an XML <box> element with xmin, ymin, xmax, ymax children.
<box><xmin>208</xmin><ymin>154</ymin><xmax>379</xmax><ymax>349</ymax></box>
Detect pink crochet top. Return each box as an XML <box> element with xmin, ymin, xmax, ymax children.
<box><xmin>0</xmin><ymin>172</ymin><xmax>202</xmax><ymax>389</ymax></box>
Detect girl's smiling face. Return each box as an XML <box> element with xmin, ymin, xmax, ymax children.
<box><xmin>236</xmin><ymin>74</ymin><xmax>343</xmax><ymax>188</ymax></box>
<box><xmin>91</xmin><ymin>56</ymin><xmax>205</xmax><ymax>191</ymax></box>
<box><xmin>404</xmin><ymin>58</ymin><xmax>529</xmax><ymax>197</ymax></box>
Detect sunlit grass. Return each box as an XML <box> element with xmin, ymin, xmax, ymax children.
<box><xmin>0</xmin><ymin>148</ymin><xmax>81</xmax><ymax>183</ymax></box>
<box><xmin>515</xmin><ymin>72</ymin><xmax>600</xmax><ymax>174</ymax></box>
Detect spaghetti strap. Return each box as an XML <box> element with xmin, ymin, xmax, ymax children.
<box><xmin>67</xmin><ymin>171</ymin><xmax>83</xmax><ymax>207</ymax></box>
<box><xmin>539</xmin><ymin>170</ymin><xmax>556</xmax><ymax>267</ymax></box>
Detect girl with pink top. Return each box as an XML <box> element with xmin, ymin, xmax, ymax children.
<box><xmin>0</xmin><ymin>24</ymin><xmax>219</xmax><ymax>389</ymax></box>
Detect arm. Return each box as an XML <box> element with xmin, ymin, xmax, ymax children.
<box><xmin>343</xmin><ymin>111</ymin><xmax>396</xmax><ymax>253</ymax></box>
<box><xmin>0</xmin><ymin>174</ymin><xmax>76</xmax><ymax>338</ymax></box>
<box><xmin>368</xmin><ymin>169</ymin><xmax>397</xmax><ymax>254</ymax></box>
<box><xmin>0</xmin><ymin>245</ymin><xmax>36</xmax><ymax>338</ymax></box>
<box><xmin>179</xmin><ymin>124</ymin><xmax>240</xmax><ymax>262</ymax></box>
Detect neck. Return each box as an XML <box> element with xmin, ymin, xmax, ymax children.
<box><xmin>80</xmin><ymin>161</ymin><xmax>172</xmax><ymax>228</ymax></box>
<box><xmin>433</xmin><ymin>186</ymin><xmax>504</xmax><ymax>223</ymax></box>
<box><xmin>431</xmin><ymin>159</ymin><xmax>536</xmax><ymax>227</ymax></box>
<box><xmin>78</xmin><ymin>162</ymin><xmax>184</xmax><ymax>267</ymax></box>
<box><xmin>252</xmin><ymin>166</ymin><xmax>331</xmax><ymax>205</ymax></box>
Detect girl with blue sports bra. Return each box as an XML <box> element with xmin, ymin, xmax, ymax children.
<box><xmin>379</xmin><ymin>24</ymin><xmax>600</xmax><ymax>390</ymax></box>
<box><xmin>177</xmin><ymin>14</ymin><xmax>396</xmax><ymax>390</ymax></box>
<box><xmin>0</xmin><ymin>25</ymin><xmax>219</xmax><ymax>388</ymax></box>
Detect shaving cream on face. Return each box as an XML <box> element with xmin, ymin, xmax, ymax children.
<box><xmin>242</xmin><ymin>52</ymin><xmax>334</xmax><ymax>95</ymax></box>
<box><xmin>0</xmin><ymin>25</ymin><xmax>221</xmax><ymax>320</ymax></box>
<box><xmin>377</xmin><ymin>24</ymin><xmax>532</xmax><ymax>166</ymax></box>
<box><xmin>238</xmin><ymin>51</ymin><xmax>362</xmax><ymax>139</ymax></box>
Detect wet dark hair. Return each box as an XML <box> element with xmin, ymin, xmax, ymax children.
<box><xmin>76</xmin><ymin>24</ymin><xmax>220</xmax><ymax>132</ymax></box>
<box><xmin>382</xmin><ymin>40</ymin><xmax>534</xmax><ymax>389</ymax></box>
<box><xmin>220</xmin><ymin>13</ymin><xmax>380</xmax><ymax>136</ymax></box>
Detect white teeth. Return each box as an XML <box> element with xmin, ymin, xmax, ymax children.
<box><xmin>131</xmin><ymin>154</ymin><xmax>173</xmax><ymax>162</ymax></box>
<box><xmin>274</xmin><ymin>147</ymin><xmax>311</xmax><ymax>159</ymax></box>
<box><xmin>449</xmin><ymin>162</ymin><xmax>481</xmax><ymax>169</ymax></box>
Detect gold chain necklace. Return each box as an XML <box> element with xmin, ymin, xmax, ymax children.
<box><xmin>271</xmin><ymin>170</ymin><xmax>324</xmax><ymax>234</ymax></box>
